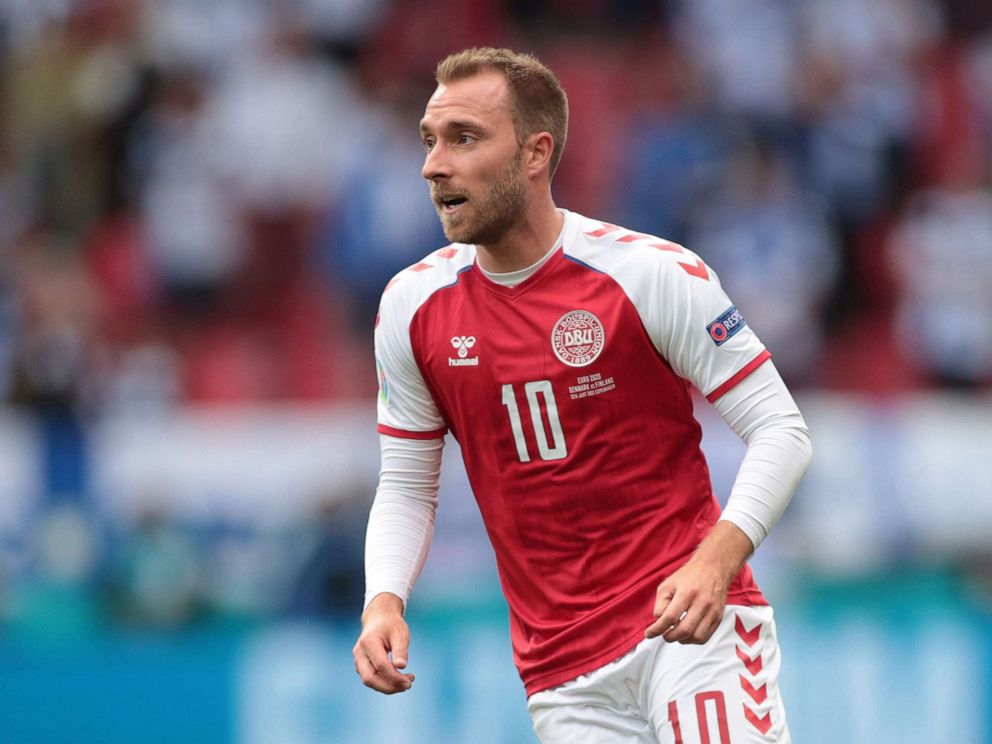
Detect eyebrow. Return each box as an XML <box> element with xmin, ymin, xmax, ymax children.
<box><xmin>419</xmin><ymin>118</ymin><xmax>488</xmax><ymax>135</ymax></box>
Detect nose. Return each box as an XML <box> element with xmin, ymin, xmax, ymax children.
<box><xmin>422</xmin><ymin>141</ymin><xmax>451</xmax><ymax>182</ymax></box>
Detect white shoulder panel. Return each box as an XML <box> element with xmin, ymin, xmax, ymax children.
<box><xmin>375</xmin><ymin>243</ymin><xmax>476</xmax><ymax>436</ymax></box>
<box><xmin>562</xmin><ymin>211</ymin><xmax>768</xmax><ymax>399</ymax></box>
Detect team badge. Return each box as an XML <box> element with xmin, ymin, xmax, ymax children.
<box><xmin>707</xmin><ymin>305</ymin><xmax>747</xmax><ymax>346</ymax></box>
<box><xmin>552</xmin><ymin>310</ymin><xmax>606</xmax><ymax>367</ymax></box>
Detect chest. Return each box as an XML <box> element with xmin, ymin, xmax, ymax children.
<box><xmin>409</xmin><ymin>263</ymin><xmax>673</xmax><ymax>437</ymax></box>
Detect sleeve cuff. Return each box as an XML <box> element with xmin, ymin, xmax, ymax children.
<box><xmin>705</xmin><ymin>350</ymin><xmax>772</xmax><ymax>403</ymax></box>
<box><xmin>378</xmin><ymin>424</ymin><xmax>448</xmax><ymax>440</ymax></box>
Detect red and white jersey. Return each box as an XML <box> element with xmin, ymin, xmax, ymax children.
<box><xmin>375</xmin><ymin>210</ymin><xmax>769</xmax><ymax>695</ymax></box>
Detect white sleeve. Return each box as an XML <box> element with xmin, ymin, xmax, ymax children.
<box><xmin>619</xmin><ymin>244</ymin><xmax>770</xmax><ymax>401</ymax></box>
<box><xmin>711</xmin><ymin>360</ymin><xmax>812</xmax><ymax>550</ymax></box>
<box><xmin>363</xmin><ymin>434</ymin><xmax>444</xmax><ymax>611</ymax></box>
<box><xmin>375</xmin><ymin>279</ymin><xmax>447</xmax><ymax>438</ymax></box>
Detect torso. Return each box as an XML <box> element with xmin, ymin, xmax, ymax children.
<box><xmin>376</xmin><ymin>210</ymin><xmax>769</xmax><ymax>694</ymax></box>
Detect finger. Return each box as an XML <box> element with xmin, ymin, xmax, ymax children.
<box><xmin>663</xmin><ymin>601</ymin><xmax>708</xmax><ymax>644</ymax></box>
<box><xmin>355</xmin><ymin>650</ymin><xmax>390</xmax><ymax>693</ymax></box>
<box><xmin>656</xmin><ymin>589</ymin><xmax>693</xmax><ymax>632</ymax></box>
<box><xmin>362</xmin><ymin>636</ymin><xmax>415</xmax><ymax>691</ymax></box>
<box><xmin>688</xmin><ymin>613</ymin><xmax>723</xmax><ymax>645</ymax></box>
<box><xmin>671</xmin><ymin>603</ymin><xmax>723</xmax><ymax>645</ymax></box>
<box><xmin>646</xmin><ymin>592</ymin><xmax>690</xmax><ymax>639</ymax></box>
<box><xmin>389</xmin><ymin>626</ymin><xmax>410</xmax><ymax>670</ymax></box>
<box><xmin>652</xmin><ymin>584</ymin><xmax>676</xmax><ymax>617</ymax></box>
<box><xmin>356</xmin><ymin>649</ymin><xmax>415</xmax><ymax>694</ymax></box>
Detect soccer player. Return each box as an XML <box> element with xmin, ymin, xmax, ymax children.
<box><xmin>353</xmin><ymin>47</ymin><xmax>812</xmax><ymax>744</ymax></box>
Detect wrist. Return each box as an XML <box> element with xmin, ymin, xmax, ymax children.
<box><xmin>691</xmin><ymin>521</ymin><xmax>754</xmax><ymax>585</ymax></box>
<box><xmin>362</xmin><ymin>592</ymin><xmax>405</xmax><ymax>624</ymax></box>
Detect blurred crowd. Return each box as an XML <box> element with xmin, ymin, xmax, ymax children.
<box><xmin>2</xmin><ymin>0</ymin><xmax>992</xmax><ymax>414</ymax></box>
<box><xmin>1</xmin><ymin>0</ymin><xmax>992</xmax><ymax>633</ymax></box>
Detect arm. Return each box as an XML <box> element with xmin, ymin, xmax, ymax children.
<box><xmin>353</xmin><ymin>434</ymin><xmax>443</xmax><ymax>693</ymax></box>
<box><xmin>646</xmin><ymin>360</ymin><xmax>811</xmax><ymax>643</ymax></box>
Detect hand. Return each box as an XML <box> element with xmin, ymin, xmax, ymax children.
<box><xmin>644</xmin><ymin>558</ymin><xmax>729</xmax><ymax>644</ymax></box>
<box><xmin>644</xmin><ymin>521</ymin><xmax>753</xmax><ymax>644</ymax></box>
<box><xmin>353</xmin><ymin>593</ymin><xmax>416</xmax><ymax>694</ymax></box>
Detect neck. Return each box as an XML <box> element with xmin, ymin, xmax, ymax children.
<box><xmin>475</xmin><ymin>192</ymin><xmax>563</xmax><ymax>273</ymax></box>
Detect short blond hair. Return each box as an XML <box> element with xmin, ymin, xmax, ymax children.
<box><xmin>436</xmin><ymin>47</ymin><xmax>569</xmax><ymax>177</ymax></box>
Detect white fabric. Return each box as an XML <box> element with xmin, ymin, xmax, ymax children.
<box><xmin>712</xmin><ymin>361</ymin><xmax>812</xmax><ymax>549</ymax></box>
<box><xmin>362</xmin><ymin>435</ymin><xmax>443</xmax><ymax>610</ymax></box>
<box><xmin>375</xmin><ymin>244</ymin><xmax>475</xmax><ymax>436</ymax></box>
<box><xmin>363</xmin><ymin>359</ymin><xmax>808</xmax><ymax>610</ymax></box>
<box><xmin>527</xmin><ymin>605</ymin><xmax>791</xmax><ymax>743</ymax></box>
<box><xmin>563</xmin><ymin>213</ymin><xmax>768</xmax><ymax>401</ymax></box>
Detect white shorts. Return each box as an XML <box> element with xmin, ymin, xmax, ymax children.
<box><xmin>527</xmin><ymin>605</ymin><xmax>790</xmax><ymax>744</ymax></box>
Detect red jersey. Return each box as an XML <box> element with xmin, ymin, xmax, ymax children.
<box><xmin>375</xmin><ymin>210</ymin><xmax>769</xmax><ymax>695</ymax></box>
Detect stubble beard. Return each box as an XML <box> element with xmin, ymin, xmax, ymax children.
<box><xmin>435</xmin><ymin>149</ymin><xmax>527</xmax><ymax>246</ymax></box>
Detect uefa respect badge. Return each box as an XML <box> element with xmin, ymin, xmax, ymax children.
<box><xmin>706</xmin><ymin>305</ymin><xmax>747</xmax><ymax>346</ymax></box>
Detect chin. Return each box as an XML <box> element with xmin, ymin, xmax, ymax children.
<box><xmin>441</xmin><ymin>219</ymin><xmax>474</xmax><ymax>244</ymax></box>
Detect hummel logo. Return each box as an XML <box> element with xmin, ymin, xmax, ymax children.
<box><xmin>450</xmin><ymin>336</ymin><xmax>476</xmax><ymax>358</ymax></box>
<box><xmin>449</xmin><ymin>336</ymin><xmax>479</xmax><ymax>367</ymax></box>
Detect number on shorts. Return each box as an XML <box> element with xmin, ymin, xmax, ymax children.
<box><xmin>668</xmin><ymin>691</ymin><xmax>730</xmax><ymax>744</ymax></box>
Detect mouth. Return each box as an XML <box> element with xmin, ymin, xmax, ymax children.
<box><xmin>437</xmin><ymin>195</ymin><xmax>468</xmax><ymax>214</ymax></box>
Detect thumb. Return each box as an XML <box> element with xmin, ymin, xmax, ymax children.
<box><xmin>390</xmin><ymin>628</ymin><xmax>410</xmax><ymax>669</ymax></box>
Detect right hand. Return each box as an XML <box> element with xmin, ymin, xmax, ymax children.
<box><xmin>352</xmin><ymin>593</ymin><xmax>416</xmax><ymax>694</ymax></box>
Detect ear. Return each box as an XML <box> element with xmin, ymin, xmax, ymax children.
<box><xmin>524</xmin><ymin>131</ymin><xmax>555</xmax><ymax>179</ymax></box>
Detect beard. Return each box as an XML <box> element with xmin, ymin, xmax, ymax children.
<box><xmin>432</xmin><ymin>148</ymin><xmax>528</xmax><ymax>246</ymax></box>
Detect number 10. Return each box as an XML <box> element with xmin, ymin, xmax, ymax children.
<box><xmin>500</xmin><ymin>381</ymin><xmax>568</xmax><ymax>462</ymax></box>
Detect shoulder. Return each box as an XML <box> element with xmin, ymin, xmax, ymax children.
<box><xmin>562</xmin><ymin>211</ymin><xmax>719</xmax><ymax>290</ymax></box>
<box><xmin>377</xmin><ymin>243</ymin><xmax>476</xmax><ymax>322</ymax></box>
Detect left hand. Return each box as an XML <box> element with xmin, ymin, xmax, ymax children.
<box><xmin>644</xmin><ymin>520</ymin><xmax>754</xmax><ymax>644</ymax></box>
<box><xmin>644</xmin><ymin>557</ymin><xmax>729</xmax><ymax>644</ymax></box>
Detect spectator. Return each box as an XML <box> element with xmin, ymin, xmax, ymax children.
<box><xmin>687</xmin><ymin>135</ymin><xmax>840</xmax><ymax>385</ymax></box>
<box><xmin>888</xmin><ymin>158</ymin><xmax>992</xmax><ymax>387</ymax></box>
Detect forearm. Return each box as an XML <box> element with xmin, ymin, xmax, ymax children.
<box><xmin>712</xmin><ymin>361</ymin><xmax>812</xmax><ymax>550</ymax></box>
<box><xmin>364</xmin><ymin>434</ymin><xmax>444</xmax><ymax>610</ymax></box>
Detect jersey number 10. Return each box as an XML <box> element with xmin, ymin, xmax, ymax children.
<box><xmin>500</xmin><ymin>381</ymin><xmax>568</xmax><ymax>462</ymax></box>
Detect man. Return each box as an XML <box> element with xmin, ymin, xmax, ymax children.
<box><xmin>353</xmin><ymin>47</ymin><xmax>811</xmax><ymax>743</ymax></box>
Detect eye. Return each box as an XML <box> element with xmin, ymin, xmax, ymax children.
<box><xmin>422</xmin><ymin>136</ymin><xmax>436</xmax><ymax>152</ymax></box>
<box><xmin>457</xmin><ymin>133</ymin><xmax>476</xmax><ymax>145</ymax></box>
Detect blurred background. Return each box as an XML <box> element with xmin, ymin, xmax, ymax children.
<box><xmin>0</xmin><ymin>0</ymin><xmax>990</xmax><ymax>741</ymax></box>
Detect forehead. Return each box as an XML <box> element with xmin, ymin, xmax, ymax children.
<box><xmin>420</xmin><ymin>71</ymin><xmax>513</xmax><ymax>130</ymax></box>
